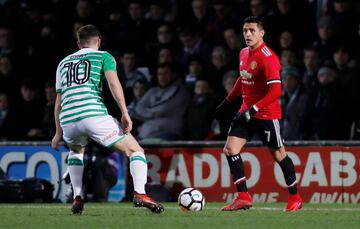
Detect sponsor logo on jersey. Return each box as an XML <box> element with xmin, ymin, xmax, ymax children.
<box><xmin>240</xmin><ymin>70</ymin><xmax>254</xmax><ymax>85</ymax></box>
<box><xmin>240</xmin><ymin>70</ymin><xmax>252</xmax><ymax>79</ymax></box>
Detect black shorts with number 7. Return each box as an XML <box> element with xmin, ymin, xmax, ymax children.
<box><xmin>228</xmin><ymin>112</ymin><xmax>284</xmax><ymax>149</ymax></box>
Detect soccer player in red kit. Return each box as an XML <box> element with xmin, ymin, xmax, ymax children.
<box><xmin>215</xmin><ymin>16</ymin><xmax>302</xmax><ymax>212</ymax></box>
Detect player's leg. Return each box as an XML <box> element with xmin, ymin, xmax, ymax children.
<box><xmin>222</xmin><ymin>113</ymin><xmax>253</xmax><ymax>211</ymax></box>
<box><xmin>269</xmin><ymin>146</ymin><xmax>302</xmax><ymax>211</ymax></box>
<box><xmin>256</xmin><ymin>119</ymin><xmax>302</xmax><ymax>211</ymax></box>
<box><xmin>224</xmin><ymin>136</ymin><xmax>248</xmax><ymax>193</ymax></box>
<box><xmin>62</xmin><ymin>123</ymin><xmax>87</xmax><ymax>215</ymax></box>
<box><xmin>67</xmin><ymin>145</ymin><xmax>85</xmax><ymax>215</ymax></box>
<box><xmin>84</xmin><ymin>115</ymin><xmax>164</xmax><ymax>213</ymax></box>
<box><xmin>111</xmin><ymin>134</ymin><xmax>164</xmax><ymax>213</ymax></box>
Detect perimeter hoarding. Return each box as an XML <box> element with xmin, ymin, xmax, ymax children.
<box><xmin>0</xmin><ymin>145</ymin><xmax>125</xmax><ymax>202</ymax></box>
<box><xmin>145</xmin><ymin>146</ymin><xmax>360</xmax><ymax>203</ymax></box>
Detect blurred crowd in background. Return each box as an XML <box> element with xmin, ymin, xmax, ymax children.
<box><xmin>0</xmin><ymin>0</ymin><xmax>360</xmax><ymax>142</ymax></box>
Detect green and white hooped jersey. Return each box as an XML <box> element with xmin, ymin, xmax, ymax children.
<box><xmin>56</xmin><ymin>48</ymin><xmax>116</xmax><ymax>125</ymax></box>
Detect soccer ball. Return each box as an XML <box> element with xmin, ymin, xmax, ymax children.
<box><xmin>178</xmin><ymin>188</ymin><xmax>205</xmax><ymax>211</ymax></box>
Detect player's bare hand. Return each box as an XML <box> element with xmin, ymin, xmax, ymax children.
<box><xmin>51</xmin><ymin>133</ymin><xmax>62</xmax><ymax>151</ymax></box>
<box><xmin>121</xmin><ymin>112</ymin><xmax>133</xmax><ymax>134</ymax></box>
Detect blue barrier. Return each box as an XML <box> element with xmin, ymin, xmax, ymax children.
<box><xmin>0</xmin><ymin>144</ymin><xmax>125</xmax><ymax>202</ymax></box>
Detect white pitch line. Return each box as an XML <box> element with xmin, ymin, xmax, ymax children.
<box><xmin>1</xmin><ymin>205</ymin><xmax>360</xmax><ymax>212</ymax></box>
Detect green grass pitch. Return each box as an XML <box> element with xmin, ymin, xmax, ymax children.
<box><xmin>1</xmin><ymin>203</ymin><xmax>359</xmax><ymax>228</ymax></box>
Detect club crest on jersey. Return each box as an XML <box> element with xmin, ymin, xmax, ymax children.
<box><xmin>240</xmin><ymin>61</ymin><xmax>243</xmax><ymax>66</ymax></box>
<box><xmin>250</xmin><ymin>61</ymin><xmax>257</xmax><ymax>70</ymax></box>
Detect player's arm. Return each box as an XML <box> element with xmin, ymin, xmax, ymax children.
<box><xmin>254</xmin><ymin>82</ymin><xmax>282</xmax><ymax>110</ymax></box>
<box><xmin>52</xmin><ymin>65</ymin><xmax>63</xmax><ymax>151</ymax></box>
<box><xmin>226</xmin><ymin>77</ymin><xmax>243</xmax><ymax>102</ymax></box>
<box><xmin>105</xmin><ymin>70</ymin><xmax>132</xmax><ymax>133</ymax></box>
<box><xmin>51</xmin><ymin>93</ymin><xmax>63</xmax><ymax>150</ymax></box>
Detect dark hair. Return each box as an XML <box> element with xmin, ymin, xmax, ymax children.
<box><xmin>157</xmin><ymin>62</ymin><xmax>182</xmax><ymax>75</ymax></box>
<box><xmin>21</xmin><ymin>78</ymin><xmax>38</xmax><ymax>91</ymax></box>
<box><xmin>158</xmin><ymin>62</ymin><xmax>175</xmax><ymax>72</ymax></box>
<box><xmin>303</xmin><ymin>45</ymin><xmax>320</xmax><ymax>55</ymax></box>
<box><xmin>244</xmin><ymin>16</ymin><xmax>264</xmax><ymax>29</ymax></box>
<box><xmin>77</xmin><ymin>24</ymin><xmax>100</xmax><ymax>45</ymax></box>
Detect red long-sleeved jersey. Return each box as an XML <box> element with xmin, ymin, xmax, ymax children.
<box><xmin>226</xmin><ymin>42</ymin><xmax>282</xmax><ymax>120</ymax></box>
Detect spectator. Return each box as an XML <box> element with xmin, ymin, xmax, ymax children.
<box><xmin>146</xmin><ymin>23</ymin><xmax>180</xmax><ymax>71</ymax></box>
<box><xmin>271</xmin><ymin>0</ymin><xmax>309</xmax><ymax>45</ymax></box>
<box><xmin>41</xmin><ymin>82</ymin><xmax>56</xmax><ymax>138</ymax></box>
<box><xmin>280</xmin><ymin>66</ymin><xmax>308</xmax><ymax>140</ymax></box>
<box><xmin>158</xmin><ymin>46</ymin><xmax>176</xmax><ymax>65</ymax></box>
<box><xmin>12</xmin><ymin>79</ymin><xmax>44</xmax><ymax>140</ymax></box>
<box><xmin>330</xmin><ymin>0</ymin><xmax>359</xmax><ymax>45</ymax></box>
<box><xmin>208</xmin><ymin>45</ymin><xmax>232</xmax><ymax>96</ymax></box>
<box><xmin>213</xmin><ymin>70</ymin><xmax>242</xmax><ymax>140</ymax></box>
<box><xmin>118</xmin><ymin>51</ymin><xmax>150</xmax><ymax>99</ymax></box>
<box><xmin>280</xmin><ymin>49</ymin><xmax>298</xmax><ymax>67</ymax></box>
<box><xmin>302</xmin><ymin>46</ymin><xmax>322</xmax><ymax>90</ymax></box>
<box><xmin>127</xmin><ymin>78</ymin><xmax>150</xmax><ymax>117</ymax></box>
<box><xmin>115</xmin><ymin>0</ymin><xmax>151</xmax><ymax>60</ymax></box>
<box><xmin>0</xmin><ymin>26</ymin><xmax>18</xmax><ymax>61</ymax></box>
<box><xmin>74</xmin><ymin>0</ymin><xmax>98</xmax><ymax>25</ymax></box>
<box><xmin>0</xmin><ymin>55</ymin><xmax>19</xmax><ymax>100</ymax></box>
<box><xmin>65</xmin><ymin>21</ymin><xmax>86</xmax><ymax>53</ymax></box>
<box><xmin>145</xmin><ymin>0</ymin><xmax>166</xmax><ymax>40</ymax></box>
<box><xmin>178</xmin><ymin>26</ymin><xmax>211</xmax><ymax>70</ymax></box>
<box><xmin>249</xmin><ymin>0</ymin><xmax>270</xmax><ymax>17</ymax></box>
<box><xmin>303</xmin><ymin>65</ymin><xmax>353</xmax><ymax>140</ymax></box>
<box><xmin>156</xmin><ymin>23</ymin><xmax>179</xmax><ymax>49</ymax></box>
<box><xmin>222</xmin><ymin>70</ymin><xmax>238</xmax><ymax>95</ymax></box>
<box><xmin>188</xmin><ymin>0</ymin><xmax>211</xmax><ymax>35</ymax></box>
<box><xmin>185</xmin><ymin>79</ymin><xmax>217</xmax><ymax>140</ymax></box>
<box><xmin>223</xmin><ymin>27</ymin><xmax>245</xmax><ymax>68</ymax></box>
<box><xmin>27</xmin><ymin>25</ymin><xmax>61</xmax><ymax>82</ymax></box>
<box><xmin>184</xmin><ymin>56</ymin><xmax>204</xmax><ymax>92</ymax></box>
<box><xmin>206</xmin><ymin>0</ymin><xmax>240</xmax><ymax>43</ymax></box>
<box><xmin>0</xmin><ymin>92</ymin><xmax>16</xmax><ymax>140</ymax></box>
<box><xmin>133</xmin><ymin>63</ymin><xmax>190</xmax><ymax>140</ymax></box>
<box><xmin>313</xmin><ymin>16</ymin><xmax>338</xmax><ymax>62</ymax></box>
<box><xmin>333</xmin><ymin>46</ymin><xmax>360</xmax><ymax>129</ymax></box>
<box><xmin>278</xmin><ymin>30</ymin><xmax>298</xmax><ymax>53</ymax></box>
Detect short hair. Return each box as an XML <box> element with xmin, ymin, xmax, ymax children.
<box><xmin>158</xmin><ymin>62</ymin><xmax>175</xmax><ymax>72</ymax></box>
<box><xmin>21</xmin><ymin>78</ymin><xmax>37</xmax><ymax>91</ymax></box>
<box><xmin>157</xmin><ymin>62</ymin><xmax>181</xmax><ymax>75</ymax></box>
<box><xmin>77</xmin><ymin>24</ymin><xmax>100</xmax><ymax>45</ymax></box>
<box><xmin>243</xmin><ymin>16</ymin><xmax>264</xmax><ymax>29</ymax></box>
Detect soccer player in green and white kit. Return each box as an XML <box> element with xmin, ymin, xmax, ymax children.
<box><xmin>51</xmin><ymin>25</ymin><xmax>164</xmax><ymax>214</ymax></box>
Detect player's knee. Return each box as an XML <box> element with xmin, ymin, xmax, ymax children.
<box><xmin>223</xmin><ymin>145</ymin><xmax>236</xmax><ymax>156</ymax></box>
<box><xmin>128</xmin><ymin>148</ymin><xmax>145</xmax><ymax>157</ymax></box>
<box><xmin>124</xmin><ymin>143</ymin><xmax>144</xmax><ymax>157</ymax></box>
<box><xmin>271</xmin><ymin>147</ymin><xmax>286</xmax><ymax>162</ymax></box>
<box><xmin>69</xmin><ymin>145</ymin><xmax>84</xmax><ymax>154</ymax></box>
